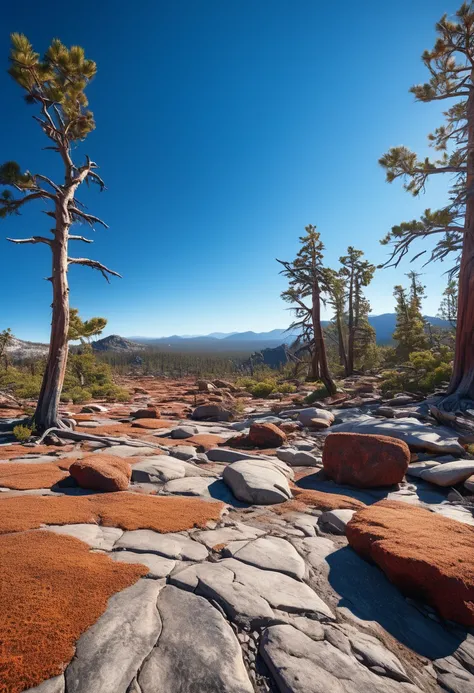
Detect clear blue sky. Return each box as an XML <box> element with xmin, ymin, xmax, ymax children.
<box><xmin>0</xmin><ymin>0</ymin><xmax>457</xmax><ymax>341</ymax></box>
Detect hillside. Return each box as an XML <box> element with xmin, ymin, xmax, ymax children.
<box><xmin>91</xmin><ymin>335</ymin><xmax>145</xmax><ymax>352</ymax></box>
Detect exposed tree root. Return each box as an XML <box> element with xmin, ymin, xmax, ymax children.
<box><xmin>429</xmin><ymin>401</ymin><xmax>474</xmax><ymax>435</ymax></box>
<box><xmin>35</xmin><ymin>426</ymin><xmax>165</xmax><ymax>449</ymax></box>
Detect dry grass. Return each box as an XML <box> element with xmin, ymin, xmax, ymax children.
<box><xmin>0</xmin><ymin>492</ymin><xmax>225</xmax><ymax>535</ymax></box>
<box><xmin>0</xmin><ymin>530</ymin><xmax>147</xmax><ymax>693</ymax></box>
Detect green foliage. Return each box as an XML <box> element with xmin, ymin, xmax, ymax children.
<box><xmin>68</xmin><ymin>309</ymin><xmax>107</xmax><ymax>343</ymax></box>
<box><xmin>305</xmin><ymin>384</ymin><xmax>328</xmax><ymax>403</ymax></box>
<box><xmin>13</xmin><ymin>424</ymin><xmax>33</xmax><ymax>442</ymax></box>
<box><xmin>438</xmin><ymin>279</ymin><xmax>458</xmax><ymax>327</ymax></box>
<box><xmin>381</xmin><ymin>347</ymin><xmax>453</xmax><ymax>394</ymax></box>
<box><xmin>249</xmin><ymin>381</ymin><xmax>275</xmax><ymax>398</ymax></box>
<box><xmin>61</xmin><ymin>386</ymin><xmax>92</xmax><ymax>404</ymax></box>
<box><xmin>279</xmin><ymin>382</ymin><xmax>297</xmax><ymax>394</ymax></box>
<box><xmin>393</xmin><ymin>274</ymin><xmax>428</xmax><ymax>360</ymax></box>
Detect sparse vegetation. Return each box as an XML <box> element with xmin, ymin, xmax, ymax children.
<box><xmin>12</xmin><ymin>424</ymin><xmax>33</xmax><ymax>442</ymax></box>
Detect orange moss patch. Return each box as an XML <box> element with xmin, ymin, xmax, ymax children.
<box><xmin>0</xmin><ymin>445</ymin><xmax>72</xmax><ymax>461</ymax></box>
<box><xmin>70</xmin><ymin>455</ymin><xmax>131</xmax><ymax>492</ymax></box>
<box><xmin>0</xmin><ymin>492</ymin><xmax>225</xmax><ymax>535</ymax></box>
<box><xmin>0</xmin><ymin>530</ymin><xmax>147</xmax><ymax>693</ymax></box>
<box><xmin>186</xmin><ymin>434</ymin><xmax>226</xmax><ymax>450</ymax></box>
<box><xmin>131</xmin><ymin>419</ymin><xmax>176</xmax><ymax>430</ymax></box>
<box><xmin>292</xmin><ymin>487</ymin><xmax>366</xmax><ymax>511</ymax></box>
<box><xmin>0</xmin><ymin>463</ymin><xmax>68</xmax><ymax>490</ymax></box>
<box><xmin>271</xmin><ymin>499</ymin><xmax>309</xmax><ymax>516</ymax></box>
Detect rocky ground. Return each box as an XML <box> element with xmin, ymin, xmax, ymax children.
<box><xmin>1</xmin><ymin>376</ymin><xmax>474</xmax><ymax>693</ymax></box>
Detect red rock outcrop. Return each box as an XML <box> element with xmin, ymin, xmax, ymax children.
<box><xmin>323</xmin><ymin>433</ymin><xmax>409</xmax><ymax>487</ymax></box>
<box><xmin>347</xmin><ymin>500</ymin><xmax>474</xmax><ymax>626</ymax></box>
<box><xmin>248</xmin><ymin>423</ymin><xmax>287</xmax><ymax>448</ymax></box>
<box><xmin>69</xmin><ymin>455</ymin><xmax>131</xmax><ymax>492</ymax></box>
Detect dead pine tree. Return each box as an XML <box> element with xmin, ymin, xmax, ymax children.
<box><xmin>277</xmin><ymin>225</ymin><xmax>337</xmax><ymax>395</ymax></box>
<box><xmin>379</xmin><ymin>3</ymin><xmax>474</xmax><ymax>411</ymax></box>
<box><xmin>0</xmin><ymin>35</ymin><xmax>120</xmax><ymax>431</ymax></box>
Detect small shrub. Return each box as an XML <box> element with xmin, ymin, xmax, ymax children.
<box><xmin>249</xmin><ymin>381</ymin><xmax>275</xmax><ymax>398</ymax></box>
<box><xmin>61</xmin><ymin>387</ymin><xmax>92</xmax><ymax>404</ymax></box>
<box><xmin>278</xmin><ymin>382</ymin><xmax>296</xmax><ymax>394</ymax></box>
<box><xmin>13</xmin><ymin>424</ymin><xmax>33</xmax><ymax>442</ymax></box>
<box><xmin>305</xmin><ymin>386</ymin><xmax>328</xmax><ymax>404</ymax></box>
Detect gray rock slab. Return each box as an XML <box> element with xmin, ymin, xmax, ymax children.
<box><xmin>114</xmin><ymin>529</ymin><xmax>208</xmax><ymax>561</ymax></box>
<box><xmin>430</xmin><ymin>503</ymin><xmax>474</xmax><ymax>526</ymax></box>
<box><xmin>338</xmin><ymin>623</ymin><xmax>411</xmax><ymax>683</ymax></box>
<box><xmin>138</xmin><ymin>585</ymin><xmax>253</xmax><ymax>693</ymax></box>
<box><xmin>65</xmin><ymin>579</ymin><xmax>162</xmax><ymax>693</ymax></box>
<box><xmin>419</xmin><ymin>460</ymin><xmax>474</xmax><ymax>486</ymax></box>
<box><xmin>170</xmin><ymin>425</ymin><xmax>199</xmax><ymax>439</ymax></box>
<box><xmin>318</xmin><ymin>509</ymin><xmax>356</xmax><ymax>535</ymax></box>
<box><xmin>261</xmin><ymin>624</ymin><xmax>419</xmax><ymax>693</ymax></box>
<box><xmin>132</xmin><ymin>456</ymin><xmax>215</xmax><ymax>484</ymax></box>
<box><xmin>330</xmin><ymin>417</ymin><xmax>464</xmax><ymax>455</ymax></box>
<box><xmin>112</xmin><ymin>551</ymin><xmax>175</xmax><ymax>579</ymax></box>
<box><xmin>24</xmin><ymin>676</ymin><xmax>65</xmax><ymax>693</ymax></box>
<box><xmin>276</xmin><ymin>447</ymin><xmax>321</xmax><ymax>467</ymax></box>
<box><xmin>465</xmin><ymin>475</ymin><xmax>474</xmax><ymax>492</ymax></box>
<box><xmin>406</xmin><ymin>461</ymin><xmax>442</xmax><ymax>478</ymax></box>
<box><xmin>44</xmin><ymin>524</ymin><xmax>123</xmax><ymax>551</ymax></box>
<box><xmin>223</xmin><ymin>459</ymin><xmax>292</xmax><ymax>505</ymax></box>
<box><xmin>100</xmin><ymin>445</ymin><xmax>158</xmax><ymax>458</ymax></box>
<box><xmin>163</xmin><ymin>476</ymin><xmax>225</xmax><ymax>497</ymax></box>
<box><xmin>226</xmin><ymin>535</ymin><xmax>306</xmax><ymax>580</ymax></box>
<box><xmin>207</xmin><ymin>448</ymin><xmax>272</xmax><ymax>463</ymax></box>
<box><xmin>193</xmin><ymin>522</ymin><xmax>265</xmax><ymax>549</ymax></box>
<box><xmin>168</xmin><ymin>445</ymin><xmax>196</xmax><ymax>461</ymax></box>
<box><xmin>294</xmin><ymin>536</ymin><xmax>337</xmax><ymax>574</ymax></box>
<box><xmin>170</xmin><ymin>557</ymin><xmax>333</xmax><ymax>627</ymax></box>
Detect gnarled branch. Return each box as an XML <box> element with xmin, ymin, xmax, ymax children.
<box><xmin>7</xmin><ymin>235</ymin><xmax>52</xmax><ymax>246</ymax></box>
<box><xmin>69</xmin><ymin>206</ymin><xmax>108</xmax><ymax>228</ymax></box>
<box><xmin>68</xmin><ymin>235</ymin><xmax>93</xmax><ymax>243</ymax></box>
<box><xmin>68</xmin><ymin>256</ymin><xmax>121</xmax><ymax>282</ymax></box>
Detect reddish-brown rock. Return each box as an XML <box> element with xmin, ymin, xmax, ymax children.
<box><xmin>130</xmin><ymin>406</ymin><xmax>160</xmax><ymax>419</ymax></box>
<box><xmin>323</xmin><ymin>432</ymin><xmax>409</xmax><ymax>487</ymax></box>
<box><xmin>248</xmin><ymin>422</ymin><xmax>287</xmax><ymax>448</ymax></box>
<box><xmin>278</xmin><ymin>422</ymin><xmax>301</xmax><ymax>434</ymax></box>
<box><xmin>69</xmin><ymin>455</ymin><xmax>131</xmax><ymax>492</ymax></box>
<box><xmin>347</xmin><ymin>500</ymin><xmax>474</xmax><ymax>626</ymax></box>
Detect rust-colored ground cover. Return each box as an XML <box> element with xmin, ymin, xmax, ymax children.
<box><xmin>347</xmin><ymin>500</ymin><xmax>474</xmax><ymax>626</ymax></box>
<box><xmin>0</xmin><ymin>530</ymin><xmax>147</xmax><ymax>693</ymax></box>
<box><xmin>69</xmin><ymin>455</ymin><xmax>131</xmax><ymax>492</ymax></box>
<box><xmin>0</xmin><ymin>445</ymin><xmax>72</xmax><ymax>461</ymax></box>
<box><xmin>186</xmin><ymin>434</ymin><xmax>226</xmax><ymax>450</ymax></box>
<box><xmin>131</xmin><ymin>419</ymin><xmax>176</xmax><ymax>430</ymax></box>
<box><xmin>0</xmin><ymin>492</ymin><xmax>225</xmax><ymax>534</ymax></box>
<box><xmin>0</xmin><ymin>463</ymin><xmax>68</xmax><ymax>490</ymax></box>
<box><xmin>292</xmin><ymin>487</ymin><xmax>366</xmax><ymax>511</ymax></box>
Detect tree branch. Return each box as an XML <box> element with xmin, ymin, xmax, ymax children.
<box><xmin>68</xmin><ymin>235</ymin><xmax>93</xmax><ymax>243</ymax></box>
<box><xmin>7</xmin><ymin>236</ymin><xmax>52</xmax><ymax>246</ymax></box>
<box><xmin>69</xmin><ymin>206</ymin><xmax>109</xmax><ymax>228</ymax></box>
<box><xmin>68</xmin><ymin>257</ymin><xmax>121</xmax><ymax>282</ymax></box>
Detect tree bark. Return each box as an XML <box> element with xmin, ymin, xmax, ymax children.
<box><xmin>309</xmin><ymin>345</ymin><xmax>320</xmax><ymax>381</ymax></box>
<box><xmin>445</xmin><ymin>80</ymin><xmax>474</xmax><ymax>409</ymax></box>
<box><xmin>336</xmin><ymin>313</ymin><xmax>348</xmax><ymax>373</ymax></box>
<box><xmin>33</xmin><ymin>198</ymin><xmax>71</xmax><ymax>431</ymax></box>
<box><xmin>346</xmin><ymin>269</ymin><xmax>355</xmax><ymax>376</ymax></box>
<box><xmin>312</xmin><ymin>284</ymin><xmax>337</xmax><ymax>395</ymax></box>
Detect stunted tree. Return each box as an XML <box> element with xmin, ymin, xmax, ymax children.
<box><xmin>0</xmin><ymin>35</ymin><xmax>120</xmax><ymax>431</ymax></box>
<box><xmin>277</xmin><ymin>226</ymin><xmax>337</xmax><ymax>394</ymax></box>
<box><xmin>339</xmin><ymin>247</ymin><xmax>376</xmax><ymax>375</ymax></box>
<box><xmin>393</xmin><ymin>275</ymin><xmax>428</xmax><ymax>361</ymax></box>
<box><xmin>379</xmin><ymin>3</ymin><xmax>474</xmax><ymax>409</ymax></box>
<box><xmin>68</xmin><ymin>309</ymin><xmax>107</xmax><ymax>344</ymax></box>
<box><xmin>439</xmin><ymin>279</ymin><xmax>458</xmax><ymax>326</ymax></box>
<box><xmin>0</xmin><ymin>328</ymin><xmax>13</xmax><ymax>370</ymax></box>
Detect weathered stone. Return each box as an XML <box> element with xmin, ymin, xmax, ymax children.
<box><xmin>170</xmin><ymin>425</ymin><xmax>199</xmax><ymax>439</ymax></box>
<box><xmin>131</xmin><ymin>456</ymin><xmax>213</xmax><ymax>484</ymax></box>
<box><xmin>163</xmin><ymin>476</ymin><xmax>226</xmax><ymax>498</ymax></box>
<box><xmin>24</xmin><ymin>676</ymin><xmax>65</xmax><ymax>693</ymax></box>
<box><xmin>193</xmin><ymin>522</ymin><xmax>265</xmax><ymax>549</ymax></box>
<box><xmin>192</xmin><ymin>404</ymin><xmax>232</xmax><ymax>422</ymax></box>
<box><xmin>297</xmin><ymin>408</ymin><xmax>334</xmax><ymax>427</ymax></box>
<box><xmin>323</xmin><ymin>433</ymin><xmax>410</xmax><ymax>487</ymax></box>
<box><xmin>100</xmin><ymin>446</ymin><xmax>158</xmax><ymax>458</ymax></box>
<box><xmin>319</xmin><ymin>509</ymin><xmax>356</xmax><ymax>535</ymax></box>
<box><xmin>226</xmin><ymin>535</ymin><xmax>306</xmax><ymax>580</ymax></box>
<box><xmin>405</xmin><ymin>460</ymin><xmax>441</xmax><ymax>478</ymax></box>
<box><xmin>465</xmin><ymin>475</ymin><xmax>474</xmax><ymax>492</ymax></box>
<box><xmin>207</xmin><ymin>448</ymin><xmax>270</xmax><ymax>463</ymax></box>
<box><xmin>44</xmin><ymin>524</ymin><xmax>123</xmax><ymax>551</ymax></box>
<box><xmin>223</xmin><ymin>458</ymin><xmax>292</xmax><ymax>504</ymax></box>
<box><xmin>170</xmin><ymin>558</ymin><xmax>333</xmax><ymax>627</ymax></box>
<box><xmin>130</xmin><ymin>406</ymin><xmax>160</xmax><ymax>419</ymax></box>
<box><xmin>114</xmin><ymin>529</ymin><xmax>208</xmax><ymax>561</ymax></box>
<box><xmin>168</xmin><ymin>445</ymin><xmax>196</xmax><ymax>461</ymax></box>
<box><xmin>138</xmin><ymin>586</ymin><xmax>253</xmax><ymax>693</ymax></box>
<box><xmin>277</xmin><ymin>447</ymin><xmax>321</xmax><ymax>467</ymax></box>
<box><xmin>112</xmin><ymin>551</ymin><xmax>175</xmax><ymax>579</ymax></box>
<box><xmin>65</xmin><ymin>580</ymin><xmax>162</xmax><ymax>693</ymax></box>
<box><xmin>420</xmin><ymin>460</ymin><xmax>474</xmax><ymax>486</ymax></box>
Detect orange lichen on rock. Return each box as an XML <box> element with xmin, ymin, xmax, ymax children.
<box><xmin>292</xmin><ymin>487</ymin><xmax>366</xmax><ymax>511</ymax></box>
<box><xmin>0</xmin><ymin>530</ymin><xmax>147</xmax><ymax>693</ymax></box>
<box><xmin>186</xmin><ymin>434</ymin><xmax>226</xmax><ymax>450</ymax></box>
<box><xmin>131</xmin><ymin>419</ymin><xmax>176</xmax><ymax>430</ymax></box>
<box><xmin>0</xmin><ymin>444</ymin><xmax>72</xmax><ymax>461</ymax></box>
<box><xmin>347</xmin><ymin>500</ymin><xmax>474</xmax><ymax>626</ymax></box>
<box><xmin>69</xmin><ymin>454</ymin><xmax>131</xmax><ymax>492</ymax></box>
<box><xmin>0</xmin><ymin>492</ymin><xmax>225</xmax><ymax>535</ymax></box>
<box><xmin>0</xmin><ymin>463</ymin><xmax>68</xmax><ymax>490</ymax></box>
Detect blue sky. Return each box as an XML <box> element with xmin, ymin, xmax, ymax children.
<box><xmin>0</xmin><ymin>0</ymin><xmax>458</xmax><ymax>341</ymax></box>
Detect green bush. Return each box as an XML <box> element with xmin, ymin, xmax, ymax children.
<box><xmin>305</xmin><ymin>385</ymin><xmax>328</xmax><ymax>403</ymax></box>
<box><xmin>381</xmin><ymin>348</ymin><xmax>453</xmax><ymax>395</ymax></box>
<box><xmin>249</xmin><ymin>381</ymin><xmax>276</xmax><ymax>398</ymax></box>
<box><xmin>279</xmin><ymin>382</ymin><xmax>297</xmax><ymax>394</ymax></box>
<box><xmin>13</xmin><ymin>424</ymin><xmax>33</xmax><ymax>442</ymax></box>
<box><xmin>61</xmin><ymin>386</ymin><xmax>92</xmax><ymax>404</ymax></box>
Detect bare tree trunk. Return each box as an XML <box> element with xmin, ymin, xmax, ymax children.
<box><xmin>336</xmin><ymin>313</ymin><xmax>348</xmax><ymax>373</ymax></box>
<box><xmin>309</xmin><ymin>345</ymin><xmax>320</xmax><ymax>381</ymax></box>
<box><xmin>312</xmin><ymin>285</ymin><xmax>337</xmax><ymax>395</ymax></box>
<box><xmin>445</xmin><ymin>83</ymin><xmax>474</xmax><ymax>409</ymax></box>
<box><xmin>33</xmin><ymin>202</ymin><xmax>70</xmax><ymax>431</ymax></box>
<box><xmin>346</xmin><ymin>270</ymin><xmax>355</xmax><ymax>376</ymax></box>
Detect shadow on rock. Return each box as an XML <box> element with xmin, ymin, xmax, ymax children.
<box><xmin>326</xmin><ymin>545</ymin><xmax>466</xmax><ymax>660</ymax></box>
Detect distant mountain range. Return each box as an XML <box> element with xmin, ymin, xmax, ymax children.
<box><xmin>7</xmin><ymin>314</ymin><xmax>452</xmax><ymax>358</ymax></box>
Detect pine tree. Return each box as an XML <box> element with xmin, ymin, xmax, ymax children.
<box><xmin>0</xmin><ymin>328</ymin><xmax>12</xmax><ymax>370</ymax></box>
<box><xmin>339</xmin><ymin>247</ymin><xmax>376</xmax><ymax>375</ymax></box>
<box><xmin>379</xmin><ymin>3</ymin><xmax>474</xmax><ymax>409</ymax></box>
<box><xmin>438</xmin><ymin>279</ymin><xmax>458</xmax><ymax>327</ymax></box>
<box><xmin>393</xmin><ymin>275</ymin><xmax>428</xmax><ymax>360</ymax></box>
<box><xmin>0</xmin><ymin>35</ymin><xmax>120</xmax><ymax>431</ymax></box>
<box><xmin>326</xmin><ymin>270</ymin><xmax>349</xmax><ymax>373</ymax></box>
<box><xmin>68</xmin><ymin>309</ymin><xmax>107</xmax><ymax>344</ymax></box>
<box><xmin>277</xmin><ymin>226</ymin><xmax>337</xmax><ymax>394</ymax></box>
